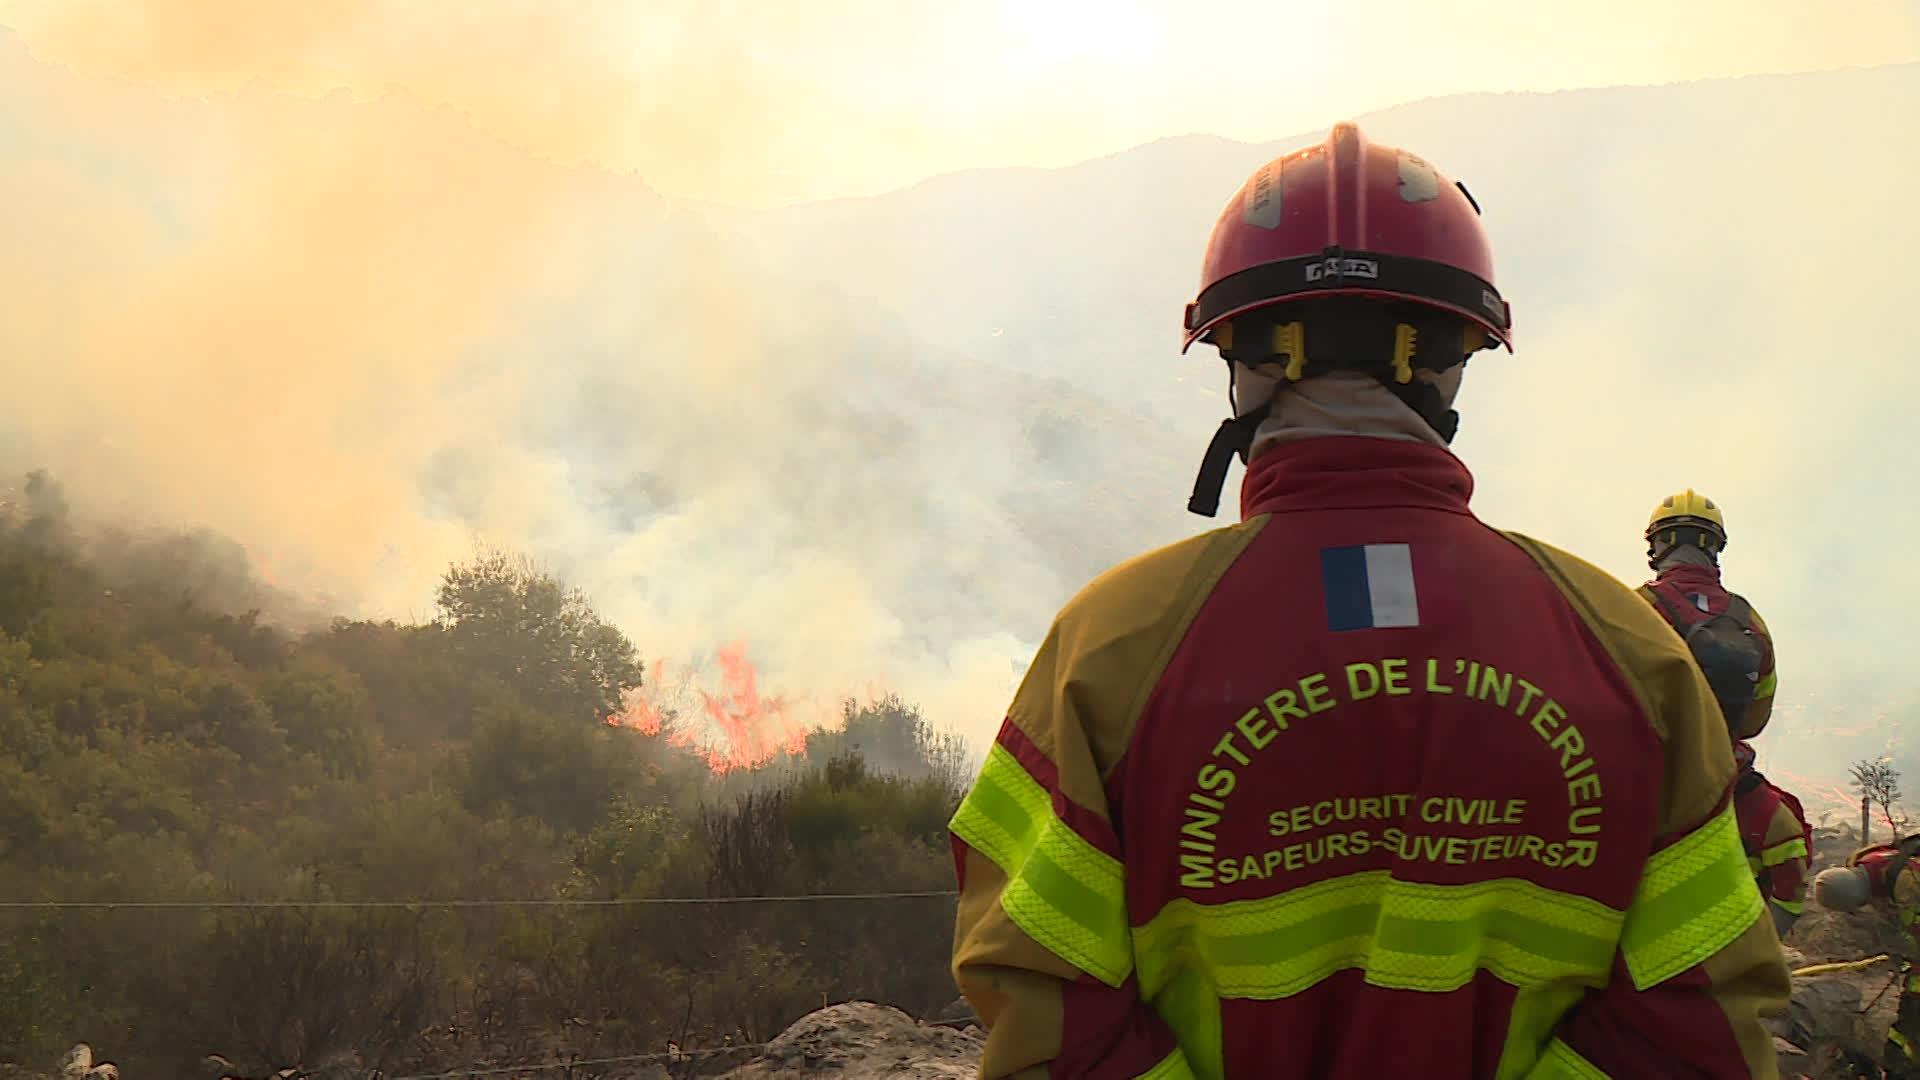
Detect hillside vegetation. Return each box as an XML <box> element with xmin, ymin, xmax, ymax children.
<box><xmin>0</xmin><ymin>472</ymin><xmax>967</xmax><ymax>1077</ymax></box>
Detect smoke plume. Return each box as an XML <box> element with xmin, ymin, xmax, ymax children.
<box><xmin>3</xmin><ymin>12</ymin><xmax>1917</xmax><ymax>796</ymax></box>
<box><xmin>0</xmin><ymin>26</ymin><xmax>1042</xmax><ymax>755</ymax></box>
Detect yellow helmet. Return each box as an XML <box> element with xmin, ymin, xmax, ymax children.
<box><xmin>1646</xmin><ymin>489</ymin><xmax>1725</xmax><ymax>536</ymax></box>
<box><xmin>1645</xmin><ymin>489</ymin><xmax>1727</xmax><ymax>563</ymax></box>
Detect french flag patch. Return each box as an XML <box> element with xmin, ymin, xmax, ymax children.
<box><xmin>1321</xmin><ymin>543</ymin><xmax>1421</xmax><ymax>632</ymax></box>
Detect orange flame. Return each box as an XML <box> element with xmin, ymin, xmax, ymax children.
<box><xmin>609</xmin><ymin>659</ymin><xmax>671</xmax><ymax>737</ymax></box>
<box><xmin>607</xmin><ymin>641</ymin><xmax>816</xmax><ymax>774</ymax></box>
<box><xmin>242</xmin><ymin>542</ymin><xmax>282</xmax><ymax>589</ymax></box>
<box><xmin>1769</xmin><ymin>766</ymin><xmax>1869</xmax><ymax>822</ymax></box>
<box><xmin>695</xmin><ymin>641</ymin><xmax>810</xmax><ymax>770</ymax></box>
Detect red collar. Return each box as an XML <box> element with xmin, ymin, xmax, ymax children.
<box><xmin>1649</xmin><ymin>563</ymin><xmax>1726</xmax><ymax>593</ymax></box>
<box><xmin>1239</xmin><ymin>436</ymin><xmax>1477</xmax><ymax>521</ymax></box>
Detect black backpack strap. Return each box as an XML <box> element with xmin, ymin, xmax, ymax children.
<box><xmin>1723</xmin><ymin>593</ymin><xmax>1752</xmax><ymax>629</ymax></box>
<box><xmin>1645</xmin><ymin>583</ymin><xmax>1688</xmax><ymax>626</ymax></box>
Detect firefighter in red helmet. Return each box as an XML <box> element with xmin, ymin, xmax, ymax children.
<box><xmin>949</xmin><ymin>123</ymin><xmax>1788</xmax><ymax>1078</ymax></box>
<box><xmin>1178</xmin><ymin>126</ymin><xmax>1512</xmax><ymax>517</ymax></box>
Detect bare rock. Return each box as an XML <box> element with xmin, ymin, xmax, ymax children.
<box><xmin>715</xmin><ymin>1003</ymin><xmax>983</xmax><ymax>1079</ymax></box>
<box><xmin>1774</xmin><ymin>1022</ymin><xmax>1804</xmax><ymax>1060</ymax></box>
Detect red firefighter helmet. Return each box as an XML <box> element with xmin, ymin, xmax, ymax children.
<box><xmin>1182</xmin><ymin>122</ymin><xmax>1513</xmax><ymax>354</ymax></box>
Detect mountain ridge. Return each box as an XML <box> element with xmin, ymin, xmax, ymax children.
<box><xmin>727</xmin><ymin>60</ymin><xmax>1920</xmax><ymax>217</ymax></box>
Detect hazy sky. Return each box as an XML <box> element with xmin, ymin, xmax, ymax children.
<box><xmin>1</xmin><ymin>1</ymin><xmax>1916</xmax><ymax>205</ymax></box>
<box><xmin>1</xmin><ymin>3</ymin><xmax>1917</xmax><ymax>792</ymax></box>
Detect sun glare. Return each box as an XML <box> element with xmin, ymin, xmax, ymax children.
<box><xmin>997</xmin><ymin>0</ymin><xmax>1164</xmax><ymax>68</ymax></box>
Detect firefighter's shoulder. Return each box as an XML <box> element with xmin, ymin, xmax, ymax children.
<box><xmin>1498</xmin><ymin>530</ymin><xmax>1690</xmax><ymax>657</ymax></box>
<box><xmin>1049</xmin><ymin>518</ymin><xmax>1267</xmax><ymax>648</ymax></box>
<box><xmin>1496</xmin><ymin>530</ymin><xmax>1707</xmax><ymax>744</ymax></box>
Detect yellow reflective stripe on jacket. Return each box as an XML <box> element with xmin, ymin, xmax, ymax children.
<box><xmin>1134</xmin><ymin>1048</ymin><xmax>1196</xmax><ymax>1080</ymax></box>
<box><xmin>1893</xmin><ymin>1024</ymin><xmax>1918</xmax><ymax>1054</ymax></box>
<box><xmin>1525</xmin><ymin>1038</ymin><xmax>1610</xmax><ymax>1079</ymax></box>
<box><xmin>1620</xmin><ymin>803</ymin><xmax>1763</xmax><ymax>990</ymax></box>
<box><xmin>1754</xmin><ymin>669</ymin><xmax>1777</xmax><ymax>699</ymax></box>
<box><xmin>1760</xmin><ymin>836</ymin><xmax>1808</xmax><ymax>869</ymax></box>
<box><xmin>1132</xmin><ymin>871</ymin><xmax>1622</xmax><ymax>1001</ymax></box>
<box><xmin>949</xmin><ymin>743</ymin><xmax>1133</xmax><ymax>986</ymax></box>
<box><xmin>1772</xmin><ymin>896</ymin><xmax>1805</xmax><ymax>916</ymax></box>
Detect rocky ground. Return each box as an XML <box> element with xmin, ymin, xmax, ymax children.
<box><xmin>1765</xmin><ymin>825</ymin><xmax>1913</xmax><ymax>1079</ymax></box>
<box><xmin>8</xmin><ymin>826</ymin><xmax>1910</xmax><ymax>1080</ymax></box>
<box><xmin>702</xmin><ymin>1004</ymin><xmax>983</xmax><ymax>1080</ymax></box>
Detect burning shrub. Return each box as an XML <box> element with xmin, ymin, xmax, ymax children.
<box><xmin>0</xmin><ymin>500</ymin><xmax>982</xmax><ymax>1073</ymax></box>
<box><xmin>608</xmin><ymin>642</ymin><xmax>810</xmax><ymax>774</ymax></box>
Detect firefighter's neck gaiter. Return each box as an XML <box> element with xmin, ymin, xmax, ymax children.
<box><xmin>1231</xmin><ymin>367</ymin><xmax>1463</xmax><ymax>460</ymax></box>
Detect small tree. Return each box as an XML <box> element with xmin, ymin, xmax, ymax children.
<box><xmin>436</xmin><ymin>548</ymin><xmax>645</xmax><ymax>724</ymax></box>
<box><xmin>1850</xmin><ymin>758</ymin><xmax>1910</xmax><ymax>842</ymax></box>
<box><xmin>18</xmin><ymin>469</ymin><xmax>71</xmax><ymax>554</ymax></box>
<box><xmin>803</xmin><ymin>694</ymin><xmax>970</xmax><ymax>790</ymax></box>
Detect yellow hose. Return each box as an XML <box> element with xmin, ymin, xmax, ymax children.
<box><xmin>1791</xmin><ymin>954</ymin><xmax>1893</xmax><ymax>977</ymax></box>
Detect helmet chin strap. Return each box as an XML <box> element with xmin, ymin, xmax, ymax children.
<box><xmin>1186</xmin><ymin>401</ymin><xmax>1274</xmax><ymax>517</ymax></box>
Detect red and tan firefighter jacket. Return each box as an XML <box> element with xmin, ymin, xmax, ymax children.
<box><xmin>1837</xmin><ymin>843</ymin><xmax>1920</xmax><ymax>1071</ymax></box>
<box><xmin>1636</xmin><ymin>565</ymin><xmax>1777</xmax><ymax>740</ymax></box>
<box><xmin>949</xmin><ymin>436</ymin><xmax>1790</xmax><ymax>1079</ymax></box>
<box><xmin>1847</xmin><ymin>844</ymin><xmax>1920</xmax><ymax>976</ymax></box>
<box><xmin>1732</xmin><ymin>743</ymin><xmax>1810</xmax><ymax>931</ymax></box>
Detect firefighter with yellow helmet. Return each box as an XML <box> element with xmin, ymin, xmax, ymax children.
<box><xmin>1638</xmin><ymin>490</ymin><xmax>1778</xmax><ymax>740</ymax></box>
<box><xmin>1636</xmin><ymin>491</ymin><xmax>1805</xmax><ymax>941</ymax></box>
